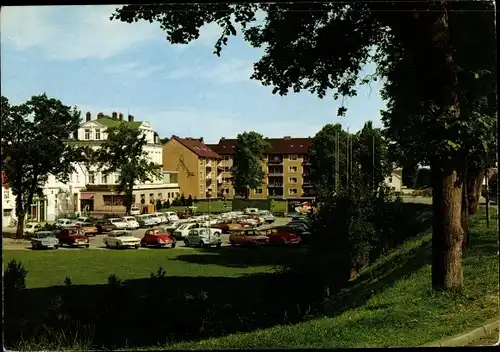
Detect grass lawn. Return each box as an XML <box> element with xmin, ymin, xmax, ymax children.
<box><xmin>156</xmin><ymin>209</ymin><xmax>499</xmax><ymax>349</ymax></box>
<box><xmin>2</xmin><ymin>245</ymin><xmax>308</xmax><ymax>288</ymax></box>
<box><xmin>160</xmin><ymin>200</ymin><xmax>231</xmax><ymax>213</ymax></box>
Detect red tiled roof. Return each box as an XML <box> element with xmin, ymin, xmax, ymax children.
<box><xmin>209</xmin><ymin>137</ymin><xmax>313</xmax><ymax>155</ymax></box>
<box><xmin>172</xmin><ymin>136</ymin><xmax>221</xmax><ymax>159</ymax></box>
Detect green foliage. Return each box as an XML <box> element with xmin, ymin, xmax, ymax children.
<box><xmin>95</xmin><ymin>123</ymin><xmax>162</xmax><ymax>214</ymax></box>
<box><xmin>165</xmin><ymin>199</ymin><xmax>171</xmax><ymax>208</ymax></box>
<box><xmin>187</xmin><ymin>194</ymin><xmax>193</xmax><ymax>206</ymax></box>
<box><xmin>180</xmin><ymin>193</ymin><xmax>186</xmax><ymax>206</ymax></box>
<box><xmin>231</xmin><ymin>132</ymin><xmax>270</xmax><ymax>198</ymax></box>
<box><xmin>1</xmin><ymin>94</ymin><xmax>81</xmax><ymax>237</ymax></box>
<box><xmin>402</xmin><ymin>164</ymin><xmax>419</xmax><ymax>188</ymax></box>
<box><xmin>4</xmin><ymin>259</ymin><xmax>28</xmax><ymax>293</ymax></box>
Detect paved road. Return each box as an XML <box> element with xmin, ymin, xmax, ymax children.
<box><xmin>2</xmin><ymin>217</ymin><xmax>291</xmax><ymax>251</ymax></box>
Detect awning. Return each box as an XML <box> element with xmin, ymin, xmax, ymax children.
<box><xmin>80</xmin><ymin>193</ymin><xmax>94</xmax><ymax>200</ymax></box>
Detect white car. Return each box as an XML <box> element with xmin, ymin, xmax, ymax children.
<box><xmin>164</xmin><ymin>211</ymin><xmax>179</xmax><ymax>222</ymax></box>
<box><xmin>244</xmin><ymin>208</ymin><xmax>260</xmax><ymax>215</ymax></box>
<box><xmin>184</xmin><ymin>228</ymin><xmax>222</xmax><ymax>248</ymax></box>
<box><xmin>135</xmin><ymin>214</ymin><xmax>156</xmax><ymax>228</ymax></box>
<box><xmin>24</xmin><ymin>222</ymin><xmax>43</xmax><ymax>236</ymax></box>
<box><xmin>108</xmin><ymin>218</ymin><xmax>129</xmax><ymax>230</ymax></box>
<box><xmin>75</xmin><ymin>216</ymin><xmax>90</xmax><ymax>226</ymax></box>
<box><xmin>259</xmin><ymin>210</ymin><xmax>276</xmax><ymax>224</ymax></box>
<box><xmin>130</xmin><ymin>206</ymin><xmax>141</xmax><ymax>216</ymax></box>
<box><xmin>153</xmin><ymin>212</ymin><xmax>168</xmax><ymax>224</ymax></box>
<box><xmin>122</xmin><ymin>216</ymin><xmax>140</xmax><ymax>230</ymax></box>
<box><xmin>56</xmin><ymin>218</ymin><xmax>77</xmax><ymax>229</ymax></box>
<box><xmin>172</xmin><ymin>222</ymin><xmax>208</xmax><ymax>238</ymax></box>
<box><xmin>103</xmin><ymin>230</ymin><xmax>140</xmax><ymax>249</ymax></box>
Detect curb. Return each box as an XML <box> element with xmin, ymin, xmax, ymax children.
<box><xmin>423</xmin><ymin>317</ymin><xmax>499</xmax><ymax>347</ymax></box>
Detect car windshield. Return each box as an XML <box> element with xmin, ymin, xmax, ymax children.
<box><xmin>199</xmin><ymin>229</ymin><xmax>210</xmax><ymax>236</ymax></box>
<box><xmin>113</xmin><ymin>232</ymin><xmax>129</xmax><ymax>237</ymax></box>
<box><xmin>124</xmin><ymin>217</ymin><xmax>134</xmax><ymax>221</ymax></box>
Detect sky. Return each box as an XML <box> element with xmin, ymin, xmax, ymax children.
<box><xmin>1</xmin><ymin>5</ymin><xmax>386</xmax><ymax>144</ymax></box>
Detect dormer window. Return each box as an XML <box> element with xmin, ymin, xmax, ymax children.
<box><xmin>84</xmin><ymin>129</ymin><xmax>91</xmax><ymax>140</ymax></box>
<box><xmin>95</xmin><ymin>129</ymin><xmax>101</xmax><ymax>140</ymax></box>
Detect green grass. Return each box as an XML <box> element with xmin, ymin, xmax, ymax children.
<box><xmin>160</xmin><ymin>200</ymin><xmax>231</xmax><ymax>213</ymax></box>
<box><xmin>2</xmin><ymin>248</ymin><xmax>282</xmax><ymax>288</ymax></box>
<box><xmin>155</xmin><ymin>210</ymin><xmax>499</xmax><ymax>349</ymax></box>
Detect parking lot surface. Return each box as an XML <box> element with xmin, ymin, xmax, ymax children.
<box><xmin>2</xmin><ymin>217</ymin><xmax>291</xmax><ymax>251</ymax></box>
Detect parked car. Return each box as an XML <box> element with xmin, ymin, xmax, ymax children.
<box><xmin>31</xmin><ymin>231</ymin><xmax>59</xmax><ymax>250</ymax></box>
<box><xmin>184</xmin><ymin>228</ymin><xmax>222</xmax><ymax>248</ymax></box>
<box><xmin>130</xmin><ymin>206</ymin><xmax>141</xmax><ymax>216</ymax></box>
<box><xmin>259</xmin><ymin>210</ymin><xmax>276</xmax><ymax>224</ymax></box>
<box><xmin>277</xmin><ymin>225</ymin><xmax>312</xmax><ymax>244</ymax></box>
<box><xmin>56</xmin><ymin>218</ymin><xmax>77</xmax><ymax>229</ymax></box>
<box><xmin>264</xmin><ymin>228</ymin><xmax>301</xmax><ymax>245</ymax></box>
<box><xmin>229</xmin><ymin>229</ymin><xmax>270</xmax><ymax>247</ymax></box>
<box><xmin>153</xmin><ymin>212</ymin><xmax>168</xmax><ymax>224</ymax></box>
<box><xmin>24</xmin><ymin>222</ymin><xmax>42</xmax><ymax>236</ymax></box>
<box><xmin>244</xmin><ymin>207</ymin><xmax>260</xmax><ymax>215</ymax></box>
<box><xmin>172</xmin><ymin>222</ymin><xmax>205</xmax><ymax>238</ymax></box>
<box><xmin>108</xmin><ymin>217</ymin><xmax>129</xmax><ymax>230</ymax></box>
<box><xmin>135</xmin><ymin>214</ymin><xmax>156</xmax><ymax>228</ymax></box>
<box><xmin>75</xmin><ymin>216</ymin><xmax>90</xmax><ymax>226</ymax></box>
<box><xmin>57</xmin><ymin>228</ymin><xmax>90</xmax><ymax>248</ymax></box>
<box><xmin>103</xmin><ymin>230</ymin><xmax>140</xmax><ymax>249</ymax></box>
<box><xmin>140</xmin><ymin>227</ymin><xmax>176</xmax><ymax>248</ymax></box>
<box><xmin>164</xmin><ymin>211</ymin><xmax>179</xmax><ymax>222</ymax></box>
<box><xmin>123</xmin><ymin>216</ymin><xmax>140</xmax><ymax>230</ymax></box>
<box><xmin>96</xmin><ymin>220</ymin><xmax>116</xmax><ymax>234</ymax></box>
<box><xmin>78</xmin><ymin>220</ymin><xmax>99</xmax><ymax>236</ymax></box>
<box><xmin>211</xmin><ymin>220</ymin><xmax>244</xmax><ymax>234</ymax></box>
<box><xmin>237</xmin><ymin>216</ymin><xmax>260</xmax><ymax>228</ymax></box>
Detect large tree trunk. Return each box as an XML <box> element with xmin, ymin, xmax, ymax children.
<box><xmin>467</xmin><ymin>167</ymin><xmax>484</xmax><ymax>214</ymax></box>
<box><xmin>431</xmin><ymin>165</ymin><xmax>464</xmax><ymax>291</ymax></box>
<box><xmin>125</xmin><ymin>186</ymin><xmax>134</xmax><ymax>215</ymax></box>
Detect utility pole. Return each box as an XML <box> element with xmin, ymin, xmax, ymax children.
<box><xmin>372</xmin><ymin>133</ymin><xmax>375</xmax><ymax>191</ymax></box>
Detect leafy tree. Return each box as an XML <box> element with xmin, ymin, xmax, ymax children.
<box><xmin>309</xmin><ymin>124</ymin><xmax>349</xmax><ymax>199</ymax></box>
<box><xmin>230</xmin><ymin>132</ymin><xmax>270</xmax><ymax>199</ymax></box>
<box><xmin>180</xmin><ymin>193</ymin><xmax>186</xmax><ymax>206</ymax></box>
<box><xmin>95</xmin><ymin>123</ymin><xmax>162</xmax><ymax>215</ymax></box>
<box><xmin>111</xmin><ymin>1</ymin><xmax>495</xmax><ymax>291</ymax></box>
<box><xmin>165</xmin><ymin>199</ymin><xmax>171</xmax><ymax>208</ymax></box>
<box><xmin>156</xmin><ymin>199</ymin><xmax>162</xmax><ymax>210</ymax></box>
<box><xmin>402</xmin><ymin>165</ymin><xmax>419</xmax><ymax>188</ymax></box>
<box><xmin>352</xmin><ymin>121</ymin><xmax>392</xmax><ymax>191</ymax></box>
<box><xmin>1</xmin><ymin>94</ymin><xmax>81</xmax><ymax>238</ymax></box>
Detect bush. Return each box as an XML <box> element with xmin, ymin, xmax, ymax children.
<box><xmin>4</xmin><ymin>259</ymin><xmax>28</xmax><ymax>293</ymax></box>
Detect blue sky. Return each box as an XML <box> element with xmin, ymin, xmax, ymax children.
<box><xmin>1</xmin><ymin>5</ymin><xmax>386</xmax><ymax>144</ymax></box>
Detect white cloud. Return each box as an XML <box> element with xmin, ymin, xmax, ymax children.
<box><xmin>103</xmin><ymin>62</ymin><xmax>164</xmax><ymax>78</ymax></box>
<box><xmin>1</xmin><ymin>5</ymin><xmax>162</xmax><ymax>61</ymax></box>
<box><xmin>165</xmin><ymin>59</ymin><xmax>254</xmax><ymax>84</ymax></box>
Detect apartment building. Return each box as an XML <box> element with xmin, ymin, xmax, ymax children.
<box><xmin>162</xmin><ymin>136</ymin><xmax>222</xmax><ymax>199</ymax></box>
<box><xmin>207</xmin><ymin>136</ymin><xmax>315</xmax><ymax>200</ymax></box>
<box><xmin>2</xmin><ymin>171</ymin><xmax>17</xmax><ymax>225</ymax></box>
<box><xmin>31</xmin><ymin>112</ymin><xmax>179</xmax><ymax>220</ymax></box>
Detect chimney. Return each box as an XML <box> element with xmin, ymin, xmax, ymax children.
<box><xmin>97</xmin><ymin>112</ymin><xmax>104</xmax><ymax>119</ymax></box>
<box><xmin>112</xmin><ymin>111</ymin><xmax>118</xmax><ymax>119</ymax></box>
<box><xmin>220</xmin><ymin>137</ymin><xmax>225</xmax><ymax>141</ymax></box>
<box><xmin>119</xmin><ymin>113</ymin><xmax>123</xmax><ymax>121</ymax></box>
<box><xmin>199</xmin><ymin>137</ymin><xmax>204</xmax><ymax>143</ymax></box>
<box><xmin>284</xmin><ymin>136</ymin><xmax>291</xmax><ymax>139</ymax></box>
<box><xmin>128</xmin><ymin>114</ymin><xmax>134</xmax><ymax>122</ymax></box>
<box><xmin>85</xmin><ymin>112</ymin><xmax>91</xmax><ymax>122</ymax></box>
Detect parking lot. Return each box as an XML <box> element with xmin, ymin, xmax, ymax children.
<box><xmin>2</xmin><ymin>217</ymin><xmax>292</xmax><ymax>251</ymax></box>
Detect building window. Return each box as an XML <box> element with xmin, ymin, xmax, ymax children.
<box><xmin>289</xmin><ymin>166</ymin><xmax>298</xmax><ymax>173</ymax></box>
<box><xmin>95</xmin><ymin>129</ymin><xmax>101</xmax><ymax>140</ymax></box>
<box><xmin>101</xmin><ymin>173</ymin><xmax>108</xmax><ymax>184</ymax></box>
<box><xmin>255</xmin><ymin>188</ymin><xmax>263</xmax><ymax>194</ymax></box>
<box><xmin>200</xmin><ymin>184</ymin><xmax>204</xmax><ymax>190</ymax></box>
<box><xmin>75</xmin><ymin>173</ymin><xmax>79</xmax><ymax>182</ymax></box>
<box><xmin>4</xmin><ymin>190</ymin><xmax>10</xmax><ymax>199</ymax></box>
<box><xmin>149</xmin><ymin>193</ymin><xmax>154</xmax><ymax>202</ymax></box>
<box><xmin>158</xmin><ymin>193</ymin><xmax>163</xmax><ymax>199</ymax></box>
<box><xmin>84</xmin><ymin>129</ymin><xmax>91</xmax><ymax>140</ymax></box>
<box><xmin>289</xmin><ymin>188</ymin><xmax>298</xmax><ymax>195</ymax></box>
<box><xmin>89</xmin><ymin>172</ymin><xmax>95</xmax><ymax>184</ymax></box>
<box><xmin>223</xmin><ymin>155</ymin><xmax>230</xmax><ymax>161</ymax></box>
<box><xmin>224</xmin><ymin>166</ymin><xmax>230</xmax><ymax>172</ymax></box>
<box><xmin>289</xmin><ymin>177</ymin><xmax>298</xmax><ymax>184</ymax></box>
<box><xmin>200</xmin><ymin>172</ymin><xmax>204</xmax><ymax>180</ymax></box>
<box><xmin>289</xmin><ymin>154</ymin><xmax>298</xmax><ymax>160</ymax></box>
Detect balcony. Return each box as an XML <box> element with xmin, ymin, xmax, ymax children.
<box><xmin>206</xmin><ymin>162</ymin><xmax>212</xmax><ymax>169</ymax></box>
<box><xmin>268</xmin><ymin>172</ymin><xmax>283</xmax><ymax>177</ymax></box>
<box><xmin>217</xmin><ymin>176</ymin><xmax>223</xmax><ymax>184</ymax></box>
<box><xmin>268</xmin><ymin>183</ymin><xmax>284</xmax><ymax>188</ymax></box>
<box><xmin>268</xmin><ymin>157</ymin><xmax>283</xmax><ymax>165</ymax></box>
<box><xmin>206</xmin><ymin>173</ymin><xmax>213</xmax><ymax>180</ymax></box>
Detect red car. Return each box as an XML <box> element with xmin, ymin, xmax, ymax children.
<box><xmin>264</xmin><ymin>228</ymin><xmax>302</xmax><ymax>245</ymax></box>
<box><xmin>57</xmin><ymin>228</ymin><xmax>90</xmax><ymax>248</ymax></box>
<box><xmin>140</xmin><ymin>227</ymin><xmax>176</xmax><ymax>248</ymax></box>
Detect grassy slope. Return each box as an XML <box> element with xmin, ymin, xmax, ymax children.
<box><xmin>159</xmin><ymin>210</ymin><xmax>498</xmax><ymax>349</ymax></box>
<box><xmin>1</xmin><ymin>248</ymin><xmax>278</xmax><ymax>288</ymax></box>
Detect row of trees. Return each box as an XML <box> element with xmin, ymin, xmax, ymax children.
<box><xmin>1</xmin><ymin>95</ymin><xmax>162</xmax><ymax>238</ymax></box>
<box><xmin>112</xmin><ymin>1</ymin><xmax>496</xmax><ymax>292</ymax></box>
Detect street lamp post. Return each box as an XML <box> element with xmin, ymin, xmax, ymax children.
<box><xmin>207</xmin><ymin>189</ymin><xmax>212</xmax><ymax>242</ymax></box>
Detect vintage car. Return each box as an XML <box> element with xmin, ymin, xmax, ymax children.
<box><xmin>130</xmin><ymin>206</ymin><xmax>141</xmax><ymax>216</ymax></box>
<box><xmin>75</xmin><ymin>216</ymin><xmax>90</xmax><ymax>226</ymax></box>
<box><xmin>103</xmin><ymin>230</ymin><xmax>140</xmax><ymax>249</ymax></box>
<box><xmin>31</xmin><ymin>231</ymin><xmax>59</xmax><ymax>250</ymax></box>
<box><xmin>140</xmin><ymin>227</ymin><xmax>176</xmax><ymax>248</ymax></box>
<box><xmin>96</xmin><ymin>220</ymin><xmax>116</xmax><ymax>234</ymax></box>
<box><xmin>259</xmin><ymin>210</ymin><xmax>276</xmax><ymax>224</ymax></box>
<box><xmin>164</xmin><ymin>211</ymin><xmax>180</xmax><ymax>222</ymax></box>
<box><xmin>184</xmin><ymin>228</ymin><xmax>222</xmax><ymax>248</ymax></box>
<box><xmin>24</xmin><ymin>222</ymin><xmax>43</xmax><ymax>236</ymax></box>
<box><xmin>152</xmin><ymin>212</ymin><xmax>168</xmax><ymax>224</ymax></box>
<box><xmin>264</xmin><ymin>228</ymin><xmax>301</xmax><ymax>245</ymax></box>
<box><xmin>277</xmin><ymin>225</ymin><xmax>312</xmax><ymax>244</ymax></box>
<box><xmin>229</xmin><ymin>229</ymin><xmax>270</xmax><ymax>247</ymax></box>
<box><xmin>122</xmin><ymin>216</ymin><xmax>140</xmax><ymax>230</ymax></box>
<box><xmin>56</xmin><ymin>218</ymin><xmax>77</xmax><ymax>229</ymax></box>
<box><xmin>135</xmin><ymin>214</ymin><xmax>156</xmax><ymax>228</ymax></box>
<box><xmin>210</xmin><ymin>219</ymin><xmax>244</xmax><ymax>234</ymax></box>
<box><xmin>108</xmin><ymin>218</ymin><xmax>129</xmax><ymax>230</ymax></box>
<box><xmin>172</xmin><ymin>222</ymin><xmax>205</xmax><ymax>238</ymax></box>
<box><xmin>78</xmin><ymin>220</ymin><xmax>99</xmax><ymax>236</ymax></box>
<box><xmin>57</xmin><ymin>228</ymin><xmax>90</xmax><ymax>247</ymax></box>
